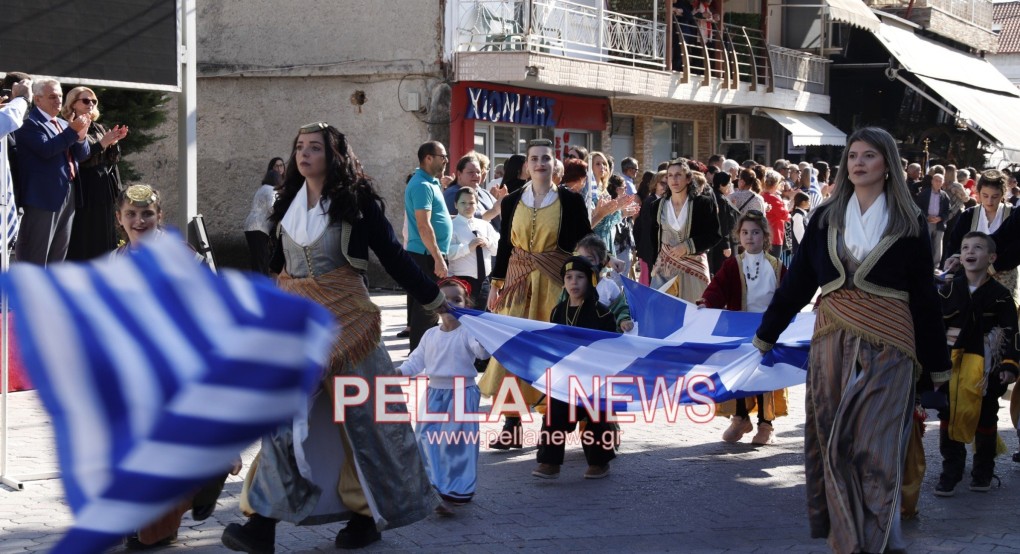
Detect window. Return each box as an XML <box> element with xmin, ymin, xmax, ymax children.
<box><xmin>652</xmin><ymin>119</ymin><xmax>695</xmax><ymax>165</ymax></box>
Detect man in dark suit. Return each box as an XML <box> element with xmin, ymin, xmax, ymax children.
<box><xmin>13</xmin><ymin>78</ymin><xmax>89</xmax><ymax>265</ymax></box>
<box><xmin>915</xmin><ymin>173</ymin><xmax>951</xmax><ymax>266</ymax></box>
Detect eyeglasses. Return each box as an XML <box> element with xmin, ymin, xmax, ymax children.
<box><xmin>433</xmin><ymin>153</ymin><xmax>449</xmax><ymax>160</ymax></box>
<box><xmin>299</xmin><ymin>121</ymin><xmax>329</xmax><ymax>133</ymax></box>
<box><xmin>79</xmin><ymin>98</ymin><xmax>97</xmax><ymax>105</ymax></box>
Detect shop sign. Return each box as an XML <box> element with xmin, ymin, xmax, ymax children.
<box><xmin>466</xmin><ymin>87</ymin><xmax>556</xmax><ymax>126</ymax></box>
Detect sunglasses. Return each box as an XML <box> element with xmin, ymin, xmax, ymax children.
<box><xmin>299</xmin><ymin>121</ymin><xmax>329</xmax><ymax>133</ymax></box>
<box><xmin>79</xmin><ymin>98</ymin><xmax>97</xmax><ymax>105</ymax></box>
<box><xmin>565</xmin><ymin>153</ymin><xmax>579</xmax><ymax>159</ymax></box>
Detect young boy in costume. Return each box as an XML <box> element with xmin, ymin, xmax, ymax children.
<box><xmin>935</xmin><ymin>231</ymin><xmax>1019</xmax><ymax>496</ymax></box>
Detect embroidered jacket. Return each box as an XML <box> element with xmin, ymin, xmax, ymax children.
<box><xmin>754</xmin><ymin>203</ymin><xmax>951</xmax><ymax>381</ymax></box>
<box><xmin>636</xmin><ymin>192</ymin><xmax>722</xmax><ymax>267</ymax></box>
<box><xmin>490</xmin><ymin>186</ymin><xmax>592</xmax><ymax>284</ymax></box>
<box><xmin>269</xmin><ymin>194</ymin><xmax>444</xmax><ymax>311</ymax></box>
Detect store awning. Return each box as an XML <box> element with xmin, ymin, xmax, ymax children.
<box><xmin>915</xmin><ymin>76</ymin><xmax>1020</xmax><ymax>160</ymax></box>
<box><xmin>826</xmin><ymin>0</ymin><xmax>881</xmax><ymax>33</ymax></box>
<box><xmin>872</xmin><ymin>21</ymin><xmax>1020</xmax><ymax>158</ymax></box>
<box><xmin>755</xmin><ymin>108</ymin><xmax>847</xmax><ymax>146</ymax></box>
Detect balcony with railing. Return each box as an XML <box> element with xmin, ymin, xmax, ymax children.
<box><xmin>867</xmin><ymin>0</ymin><xmax>998</xmax><ymax>51</ymax></box>
<box><xmin>450</xmin><ymin>0</ymin><xmax>830</xmax><ymax>103</ymax></box>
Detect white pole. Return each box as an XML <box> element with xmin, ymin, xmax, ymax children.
<box><xmin>178</xmin><ymin>0</ymin><xmax>198</xmax><ymax>234</ymax></box>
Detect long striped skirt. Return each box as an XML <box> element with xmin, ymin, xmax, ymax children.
<box><xmin>808</xmin><ymin>292</ymin><xmax>916</xmax><ymax>554</ymax></box>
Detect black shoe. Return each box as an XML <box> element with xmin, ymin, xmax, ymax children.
<box><xmin>1013</xmin><ymin>451</ymin><xmax>1020</xmax><ymax>464</ymax></box>
<box><xmin>488</xmin><ymin>418</ymin><xmax>522</xmax><ymax>450</ymax></box>
<box><xmin>396</xmin><ymin>328</ymin><xmax>410</xmax><ymax>338</ymax></box>
<box><xmin>125</xmin><ymin>532</ymin><xmax>177</xmax><ymax>550</ymax></box>
<box><xmin>969</xmin><ymin>474</ymin><xmax>1001</xmax><ymax>492</ymax></box>
<box><xmin>934</xmin><ymin>475</ymin><xmax>957</xmax><ymax>497</ymax></box>
<box><xmin>221</xmin><ymin>514</ymin><xmax>277</xmax><ymax>554</ymax></box>
<box><xmin>335</xmin><ymin>514</ymin><xmax>381</xmax><ymax>550</ymax></box>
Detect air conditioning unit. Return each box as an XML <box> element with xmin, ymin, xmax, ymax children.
<box><xmin>723</xmin><ymin>113</ymin><xmax>750</xmax><ymax>142</ymax></box>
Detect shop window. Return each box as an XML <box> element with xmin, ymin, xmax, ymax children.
<box><xmin>652</xmin><ymin>119</ymin><xmax>695</xmax><ymax>166</ymax></box>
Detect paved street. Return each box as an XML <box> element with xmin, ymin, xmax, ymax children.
<box><xmin>1</xmin><ymin>291</ymin><xmax>1018</xmax><ymax>553</ymax></box>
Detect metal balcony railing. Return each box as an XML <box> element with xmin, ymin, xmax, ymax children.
<box><xmin>672</xmin><ymin>18</ymin><xmax>774</xmax><ymax>91</ymax></box>
<box><xmin>768</xmin><ymin>45</ymin><xmax>829</xmax><ymax>94</ymax></box>
<box><xmin>454</xmin><ymin>0</ymin><xmax>666</xmax><ymax>69</ymax></box>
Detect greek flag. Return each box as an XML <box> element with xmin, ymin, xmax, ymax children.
<box><xmin>454</xmin><ymin>280</ymin><xmax>813</xmax><ymax>412</ymax></box>
<box><xmin>7</xmin><ymin>234</ymin><xmax>335</xmax><ymax>553</ymax></box>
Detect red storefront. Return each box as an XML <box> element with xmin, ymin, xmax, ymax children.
<box><xmin>449</xmin><ymin>82</ymin><xmax>609</xmax><ymax>175</ymax></box>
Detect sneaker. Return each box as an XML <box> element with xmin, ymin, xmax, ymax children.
<box><xmin>969</xmin><ymin>474</ymin><xmax>1000</xmax><ymax>492</ymax></box>
<box><xmin>751</xmin><ymin>422</ymin><xmax>774</xmax><ymax>445</ymax></box>
<box><xmin>722</xmin><ymin>416</ymin><xmax>753</xmax><ymax>443</ymax></box>
<box><xmin>934</xmin><ymin>475</ymin><xmax>957</xmax><ymax>497</ymax></box>
<box><xmin>584</xmin><ymin>464</ymin><xmax>611</xmax><ymax>479</ymax></box>
<box><xmin>335</xmin><ymin>514</ymin><xmax>381</xmax><ymax>549</ymax></box>
<box><xmin>532</xmin><ymin>463</ymin><xmax>560</xmax><ymax>479</ymax></box>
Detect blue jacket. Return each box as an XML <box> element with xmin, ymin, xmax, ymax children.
<box><xmin>13</xmin><ymin>108</ymin><xmax>89</xmax><ymax>211</ymax></box>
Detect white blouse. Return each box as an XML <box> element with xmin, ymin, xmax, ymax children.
<box><xmin>742</xmin><ymin>251</ymin><xmax>777</xmax><ymax>313</ymax></box>
<box><xmin>280</xmin><ymin>182</ymin><xmax>331</xmax><ymax>247</ymax></box>
<box><xmin>844</xmin><ymin>192</ymin><xmax>888</xmax><ymax>262</ymax></box>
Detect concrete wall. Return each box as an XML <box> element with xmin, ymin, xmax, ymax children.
<box><xmin>989</xmin><ymin>53</ymin><xmax>1020</xmax><ymax>85</ymax></box>
<box><xmin>130</xmin><ymin>0</ymin><xmax>447</xmax><ymax>280</ymax></box>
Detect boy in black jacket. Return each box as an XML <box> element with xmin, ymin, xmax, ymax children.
<box><xmin>935</xmin><ymin>232</ymin><xmax>1019</xmax><ymax>496</ymax></box>
<box><xmin>533</xmin><ymin>257</ymin><xmax>618</xmax><ymax>481</ymax></box>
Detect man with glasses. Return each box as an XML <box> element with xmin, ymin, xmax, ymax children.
<box><xmin>13</xmin><ymin>78</ymin><xmax>90</xmax><ymax>265</ymax></box>
<box><xmin>404</xmin><ymin>140</ymin><xmax>453</xmax><ymax>350</ymax></box>
<box><xmin>620</xmin><ymin>157</ymin><xmax>639</xmax><ymax>195</ymax></box>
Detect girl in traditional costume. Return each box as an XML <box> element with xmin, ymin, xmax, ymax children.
<box><xmin>637</xmin><ymin>157</ymin><xmax>721</xmax><ymax>302</ymax></box>
<box><xmin>221</xmin><ymin>123</ymin><xmax>442</xmax><ymax>552</ymax></box>
<box><xmin>699</xmin><ymin>211</ymin><xmax>787</xmax><ymax>445</ymax></box>
<box><xmin>481</xmin><ymin>139</ymin><xmax>592</xmax><ymax>449</ymax></box>
<box><xmin>753</xmin><ymin>127</ymin><xmax>951</xmax><ymax>554</ymax></box>
<box><xmin>399</xmin><ymin>277</ymin><xmax>488</xmax><ymax>515</ymax></box>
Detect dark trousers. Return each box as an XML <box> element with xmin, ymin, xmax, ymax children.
<box><xmin>408</xmin><ymin>251</ymin><xmax>440</xmax><ymax>351</ymax></box>
<box><xmin>16</xmin><ymin>190</ymin><xmax>75</xmax><ymax>266</ymax></box>
<box><xmin>938</xmin><ymin>387</ymin><xmax>1002</xmax><ymax>481</ymax></box>
<box><xmin>536</xmin><ymin>397</ymin><xmax>617</xmax><ymax>466</ymax></box>
<box><xmin>244</xmin><ymin>230</ymin><xmax>272</xmax><ymax>275</ymax></box>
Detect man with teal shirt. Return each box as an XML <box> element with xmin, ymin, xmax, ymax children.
<box><xmin>404</xmin><ymin>140</ymin><xmax>453</xmax><ymax>350</ymax></box>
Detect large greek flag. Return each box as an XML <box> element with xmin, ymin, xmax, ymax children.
<box><xmin>454</xmin><ymin>279</ymin><xmax>813</xmax><ymax>412</ymax></box>
<box><xmin>7</xmin><ymin>234</ymin><xmax>335</xmax><ymax>553</ymax></box>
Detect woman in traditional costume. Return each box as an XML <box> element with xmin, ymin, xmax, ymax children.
<box><xmin>637</xmin><ymin>157</ymin><xmax>721</xmax><ymax>302</ymax></box>
<box><xmin>221</xmin><ymin>122</ymin><xmax>442</xmax><ymax>552</ymax></box>
<box><xmin>481</xmin><ymin>139</ymin><xmax>592</xmax><ymax>449</ymax></box>
<box><xmin>753</xmin><ymin>127</ymin><xmax>950</xmax><ymax>554</ymax></box>
<box><xmin>945</xmin><ymin>169</ymin><xmax>1017</xmax><ymax>300</ymax></box>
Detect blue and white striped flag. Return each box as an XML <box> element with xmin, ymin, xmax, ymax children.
<box><xmin>6</xmin><ymin>234</ymin><xmax>335</xmax><ymax>553</ymax></box>
<box><xmin>453</xmin><ymin>281</ymin><xmax>813</xmax><ymax>413</ymax></box>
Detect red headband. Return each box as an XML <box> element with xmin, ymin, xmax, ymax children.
<box><xmin>437</xmin><ymin>276</ymin><xmax>472</xmax><ymax>297</ymax></box>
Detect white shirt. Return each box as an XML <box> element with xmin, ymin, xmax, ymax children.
<box><xmin>280</xmin><ymin>182</ymin><xmax>331</xmax><ymax>246</ymax></box>
<box><xmin>521</xmin><ymin>182</ymin><xmax>559</xmax><ymax>209</ymax></box>
<box><xmin>597</xmin><ymin>277</ymin><xmax>621</xmax><ymax>306</ymax></box>
<box><xmin>243</xmin><ymin>184</ymin><xmax>277</xmax><ymax>234</ymax></box>
<box><xmin>742</xmin><ymin>251</ymin><xmax>777</xmax><ymax>313</ymax></box>
<box><xmin>399</xmin><ymin>324</ymin><xmax>489</xmax><ymax>389</ymax></box>
<box><xmin>977</xmin><ymin>204</ymin><xmax>1004</xmax><ymax>234</ymax></box>
<box><xmin>447</xmin><ymin>213</ymin><xmax>500</xmax><ymax>279</ymax></box>
<box><xmin>665</xmin><ymin>196</ymin><xmax>689</xmax><ymax>232</ymax></box>
<box><xmin>844</xmin><ymin>191</ymin><xmax>889</xmax><ymax>262</ymax></box>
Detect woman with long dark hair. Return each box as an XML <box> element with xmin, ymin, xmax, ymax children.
<box><xmin>754</xmin><ymin>127</ymin><xmax>950</xmax><ymax>554</ymax></box>
<box><xmin>222</xmin><ymin>123</ymin><xmax>442</xmax><ymax>552</ymax></box>
<box><xmin>500</xmin><ymin>154</ymin><xmax>528</xmax><ymax>195</ymax></box>
<box><xmin>243</xmin><ymin>157</ymin><xmax>285</xmax><ymax>274</ymax></box>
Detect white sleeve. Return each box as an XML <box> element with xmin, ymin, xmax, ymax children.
<box><xmin>0</xmin><ymin>98</ymin><xmax>27</xmax><ymax>139</ymax></box>
<box><xmin>469</xmin><ymin>338</ymin><xmax>490</xmax><ymax>360</ymax></box>
<box><xmin>792</xmin><ymin>213</ymin><xmax>806</xmax><ymax>243</ymax></box>
<box><xmin>398</xmin><ymin>335</ymin><xmax>428</xmax><ymax>376</ymax></box>
<box><xmin>484</xmin><ymin>223</ymin><xmax>500</xmax><ymax>256</ymax></box>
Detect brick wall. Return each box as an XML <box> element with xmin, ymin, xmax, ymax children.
<box><xmin>612</xmin><ymin>99</ymin><xmax>719</xmax><ymax>167</ymax></box>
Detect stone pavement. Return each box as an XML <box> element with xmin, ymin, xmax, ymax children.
<box><xmin>1</xmin><ymin>291</ymin><xmax>1019</xmax><ymax>553</ymax></box>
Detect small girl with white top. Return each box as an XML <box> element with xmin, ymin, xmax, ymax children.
<box><xmin>447</xmin><ymin>188</ymin><xmax>500</xmax><ymax>307</ymax></box>
<box><xmin>399</xmin><ymin>277</ymin><xmax>489</xmax><ymax>515</ymax></box>
<box><xmin>698</xmin><ymin>211</ymin><xmax>788</xmax><ymax>445</ymax></box>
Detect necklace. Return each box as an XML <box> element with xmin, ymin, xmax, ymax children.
<box><xmin>566</xmin><ymin>301</ymin><xmax>584</xmax><ymax>327</ymax></box>
<box><xmin>744</xmin><ymin>257</ymin><xmax>761</xmax><ymax>281</ymax></box>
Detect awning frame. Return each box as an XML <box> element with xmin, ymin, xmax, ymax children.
<box><xmin>752</xmin><ymin>107</ymin><xmax>848</xmax><ymax>147</ymax></box>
